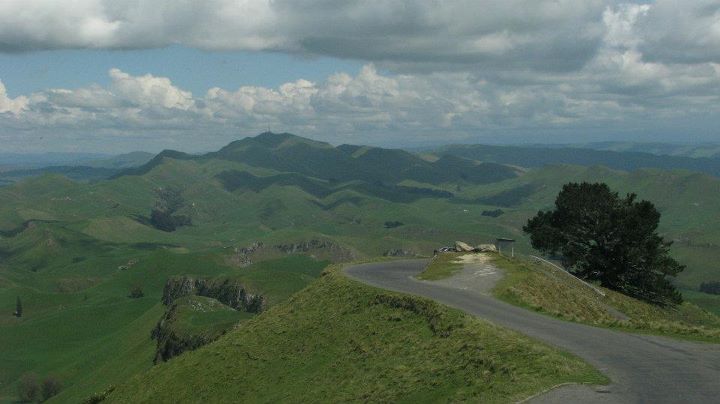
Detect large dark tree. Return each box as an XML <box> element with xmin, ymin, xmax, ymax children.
<box><xmin>524</xmin><ymin>182</ymin><xmax>684</xmax><ymax>306</ymax></box>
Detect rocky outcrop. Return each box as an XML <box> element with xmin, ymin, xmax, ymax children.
<box><xmin>151</xmin><ymin>302</ymin><xmax>217</xmax><ymax>363</ymax></box>
<box><xmin>476</xmin><ymin>244</ymin><xmax>498</xmax><ymax>253</ymax></box>
<box><xmin>227</xmin><ymin>239</ymin><xmax>355</xmax><ymax>267</ymax></box>
<box><xmin>451</xmin><ymin>241</ymin><xmax>498</xmax><ymax>253</ymax></box>
<box><xmin>230</xmin><ymin>242</ymin><xmax>264</xmax><ymax>267</ymax></box>
<box><xmin>274</xmin><ymin>239</ymin><xmax>355</xmax><ymax>262</ymax></box>
<box><xmin>455</xmin><ymin>241</ymin><xmax>475</xmax><ymax>252</ymax></box>
<box><xmin>154</xmin><ymin>277</ymin><xmax>263</xmax><ymax>363</ymax></box>
<box><xmin>383</xmin><ymin>249</ymin><xmax>416</xmax><ymax>257</ymax></box>
<box><xmin>161</xmin><ymin>277</ymin><xmax>265</xmax><ymax>313</ymax></box>
<box><xmin>274</xmin><ymin>239</ymin><xmax>339</xmax><ymax>254</ymax></box>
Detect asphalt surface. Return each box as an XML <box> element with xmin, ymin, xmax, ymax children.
<box><xmin>345</xmin><ymin>260</ymin><xmax>720</xmax><ymax>403</ymax></box>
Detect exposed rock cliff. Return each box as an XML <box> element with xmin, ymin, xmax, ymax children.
<box><xmin>161</xmin><ymin>277</ymin><xmax>265</xmax><ymax>313</ymax></box>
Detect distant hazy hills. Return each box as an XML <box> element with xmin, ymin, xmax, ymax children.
<box><xmin>0</xmin><ymin>151</ymin><xmax>154</xmax><ymax>184</ymax></box>
<box><xmin>568</xmin><ymin>142</ymin><xmax>720</xmax><ymax>159</ymax></box>
<box><xmin>436</xmin><ymin>143</ymin><xmax>720</xmax><ymax>177</ymax></box>
<box><xmin>4</xmin><ymin>135</ymin><xmax>720</xmax><ymax>186</ymax></box>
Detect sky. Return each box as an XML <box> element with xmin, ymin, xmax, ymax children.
<box><xmin>0</xmin><ymin>0</ymin><xmax>719</xmax><ymax>153</ymax></box>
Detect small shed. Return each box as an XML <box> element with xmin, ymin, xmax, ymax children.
<box><xmin>495</xmin><ymin>238</ymin><xmax>516</xmax><ymax>257</ymax></box>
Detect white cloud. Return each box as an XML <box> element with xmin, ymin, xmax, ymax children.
<box><xmin>1</xmin><ymin>1</ymin><xmax>719</xmax><ymax>151</ymax></box>
<box><xmin>0</xmin><ymin>80</ymin><xmax>27</xmax><ymax>114</ymax></box>
<box><xmin>637</xmin><ymin>0</ymin><xmax>720</xmax><ymax>64</ymax></box>
<box><xmin>1</xmin><ymin>1</ymin><xmax>718</xmax><ymax>72</ymax></box>
<box><xmin>108</xmin><ymin>68</ymin><xmax>194</xmax><ymax>110</ymax></box>
<box><xmin>1</xmin><ymin>52</ymin><xmax>717</xmax><ymax>152</ymax></box>
<box><xmin>0</xmin><ymin>0</ymin><xmax>606</xmax><ymax>72</ymax></box>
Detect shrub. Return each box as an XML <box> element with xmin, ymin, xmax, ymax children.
<box><xmin>41</xmin><ymin>376</ymin><xmax>62</xmax><ymax>401</ymax></box>
<box><xmin>83</xmin><ymin>385</ymin><xmax>116</xmax><ymax>404</ymax></box>
<box><xmin>17</xmin><ymin>373</ymin><xmax>39</xmax><ymax>402</ymax></box>
<box><xmin>481</xmin><ymin>209</ymin><xmax>504</xmax><ymax>218</ymax></box>
<box><xmin>128</xmin><ymin>285</ymin><xmax>144</xmax><ymax>299</ymax></box>
<box><xmin>700</xmin><ymin>281</ymin><xmax>720</xmax><ymax>295</ymax></box>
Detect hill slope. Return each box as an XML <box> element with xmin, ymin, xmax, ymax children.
<box><xmin>121</xmin><ymin>132</ymin><xmax>519</xmax><ymax>186</ymax></box>
<box><xmin>105</xmin><ymin>267</ymin><xmax>605</xmax><ymax>403</ymax></box>
<box><xmin>489</xmin><ymin>254</ymin><xmax>720</xmax><ymax>341</ymax></box>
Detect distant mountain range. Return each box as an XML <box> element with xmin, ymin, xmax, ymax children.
<box><xmin>5</xmin><ymin>137</ymin><xmax>720</xmax><ymax>186</ymax></box>
<box><xmin>117</xmin><ymin>132</ymin><xmax>520</xmax><ymax>186</ymax></box>
<box><xmin>435</xmin><ymin>143</ymin><xmax>720</xmax><ymax>177</ymax></box>
<box><xmin>563</xmin><ymin>142</ymin><xmax>720</xmax><ymax>159</ymax></box>
<box><xmin>0</xmin><ymin>151</ymin><xmax>154</xmax><ymax>184</ymax></box>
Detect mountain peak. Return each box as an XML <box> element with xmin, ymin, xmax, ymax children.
<box><xmin>254</xmin><ymin>131</ymin><xmax>297</xmax><ymax>145</ymax></box>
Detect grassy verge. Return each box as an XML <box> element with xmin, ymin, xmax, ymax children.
<box><xmin>682</xmin><ymin>289</ymin><xmax>720</xmax><ymax>317</ymax></box>
<box><xmin>416</xmin><ymin>253</ymin><xmax>463</xmax><ymax>280</ymax></box>
<box><xmin>105</xmin><ymin>266</ymin><xmax>606</xmax><ymax>403</ymax></box>
<box><xmin>491</xmin><ymin>254</ymin><xmax>720</xmax><ymax>342</ymax></box>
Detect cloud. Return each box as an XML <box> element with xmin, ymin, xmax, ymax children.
<box><xmin>1</xmin><ymin>2</ymin><xmax>718</xmax><ymax>73</ymax></box>
<box><xmin>108</xmin><ymin>69</ymin><xmax>194</xmax><ymax>110</ymax></box>
<box><xmin>0</xmin><ymin>0</ymin><xmax>604</xmax><ymax>73</ymax></box>
<box><xmin>1</xmin><ymin>1</ymin><xmax>719</xmax><ymax>151</ymax></box>
<box><xmin>0</xmin><ymin>80</ymin><xmax>27</xmax><ymax>114</ymax></box>
<box><xmin>637</xmin><ymin>0</ymin><xmax>720</xmax><ymax>64</ymax></box>
<box><xmin>1</xmin><ymin>53</ymin><xmax>718</xmax><ymax>152</ymax></box>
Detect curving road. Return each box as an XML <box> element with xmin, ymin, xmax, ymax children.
<box><xmin>345</xmin><ymin>260</ymin><xmax>720</xmax><ymax>403</ymax></box>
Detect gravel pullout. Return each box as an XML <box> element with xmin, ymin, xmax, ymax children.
<box><xmin>421</xmin><ymin>253</ymin><xmax>503</xmax><ymax>295</ymax></box>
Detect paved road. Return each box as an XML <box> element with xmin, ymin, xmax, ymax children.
<box><xmin>345</xmin><ymin>260</ymin><xmax>720</xmax><ymax>403</ymax></box>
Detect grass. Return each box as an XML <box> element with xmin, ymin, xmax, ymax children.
<box><xmin>683</xmin><ymin>290</ymin><xmax>720</xmax><ymax>316</ymax></box>
<box><xmin>416</xmin><ymin>253</ymin><xmax>463</xmax><ymax>280</ymax></box>
<box><xmin>170</xmin><ymin>295</ymin><xmax>254</xmax><ymax>337</ymax></box>
<box><xmin>0</xmin><ymin>245</ymin><xmax>328</xmax><ymax>403</ymax></box>
<box><xmin>491</xmin><ymin>254</ymin><xmax>720</xmax><ymax>342</ymax></box>
<box><xmin>105</xmin><ymin>266</ymin><xmax>607</xmax><ymax>403</ymax></box>
<box><xmin>2</xmin><ymin>135</ymin><xmax>720</xmax><ymax>400</ymax></box>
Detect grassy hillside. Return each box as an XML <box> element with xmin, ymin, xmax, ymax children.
<box><xmin>491</xmin><ymin>254</ymin><xmax>720</xmax><ymax>341</ymax></box>
<box><xmin>105</xmin><ymin>267</ymin><xmax>606</xmax><ymax>403</ymax></box>
<box><xmin>1</xmin><ymin>135</ymin><xmax>719</xmax><ymax>296</ymax></box>
<box><xmin>0</xmin><ymin>245</ymin><xmax>327</xmax><ymax>403</ymax></box>
<box><xmin>2</xmin><ymin>132</ymin><xmax>720</xmax><ymax>400</ymax></box>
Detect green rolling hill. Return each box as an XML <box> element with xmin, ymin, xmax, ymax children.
<box><xmin>1</xmin><ymin>132</ymin><xmax>719</xmax><ymax>402</ymax></box>
<box><xmin>104</xmin><ymin>267</ymin><xmax>606</xmax><ymax>403</ymax></box>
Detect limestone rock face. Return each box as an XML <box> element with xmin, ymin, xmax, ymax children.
<box><xmin>162</xmin><ymin>277</ymin><xmax>264</xmax><ymax>313</ymax></box>
<box><xmin>383</xmin><ymin>249</ymin><xmax>416</xmax><ymax>257</ymax></box>
<box><xmin>455</xmin><ymin>241</ymin><xmax>474</xmax><ymax>252</ymax></box>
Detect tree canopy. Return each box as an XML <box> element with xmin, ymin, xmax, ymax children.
<box><xmin>523</xmin><ymin>182</ymin><xmax>684</xmax><ymax>306</ymax></box>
